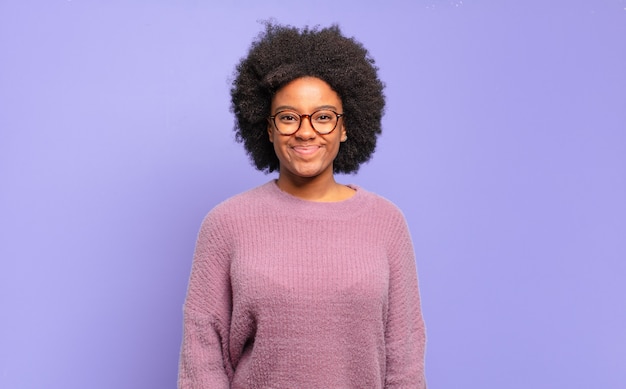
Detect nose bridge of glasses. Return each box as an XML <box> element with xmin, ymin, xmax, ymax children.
<box><xmin>298</xmin><ymin>113</ymin><xmax>316</xmax><ymax>132</ymax></box>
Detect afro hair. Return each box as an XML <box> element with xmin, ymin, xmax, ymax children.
<box><xmin>230</xmin><ymin>22</ymin><xmax>385</xmax><ymax>174</ymax></box>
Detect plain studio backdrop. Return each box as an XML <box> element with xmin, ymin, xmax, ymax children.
<box><xmin>1</xmin><ymin>1</ymin><xmax>624</xmax><ymax>388</ymax></box>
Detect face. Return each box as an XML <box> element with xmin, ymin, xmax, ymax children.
<box><xmin>268</xmin><ymin>77</ymin><xmax>347</xmax><ymax>182</ymax></box>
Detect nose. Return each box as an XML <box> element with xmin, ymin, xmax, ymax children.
<box><xmin>295</xmin><ymin>115</ymin><xmax>317</xmax><ymax>139</ymax></box>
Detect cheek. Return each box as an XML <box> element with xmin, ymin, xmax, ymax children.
<box><xmin>272</xmin><ymin>139</ymin><xmax>287</xmax><ymax>160</ymax></box>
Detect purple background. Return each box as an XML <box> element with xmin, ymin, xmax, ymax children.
<box><xmin>1</xmin><ymin>1</ymin><xmax>625</xmax><ymax>388</ymax></box>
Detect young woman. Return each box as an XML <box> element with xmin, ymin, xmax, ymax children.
<box><xmin>179</xmin><ymin>23</ymin><xmax>427</xmax><ymax>388</ymax></box>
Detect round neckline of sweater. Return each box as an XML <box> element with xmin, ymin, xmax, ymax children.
<box><xmin>262</xmin><ymin>180</ymin><xmax>370</xmax><ymax>219</ymax></box>
<box><xmin>271</xmin><ymin>179</ymin><xmax>359</xmax><ymax>203</ymax></box>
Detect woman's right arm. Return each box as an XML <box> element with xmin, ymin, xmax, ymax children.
<box><xmin>178</xmin><ymin>211</ymin><xmax>233</xmax><ymax>388</ymax></box>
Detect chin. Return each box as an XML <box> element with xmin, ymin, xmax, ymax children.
<box><xmin>293</xmin><ymin>170</ymin><xmax>322</xmax><ymax>178</ymax></box>
<box><xmin>285</xmin><ymin>165</ymin><xmax>328</xmax><ymax>179</ymax></box>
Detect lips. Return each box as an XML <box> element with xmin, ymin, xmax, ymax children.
<box><xmin>291</xmin><ymin>145</ymin><xmax>321</xmax><ymax>155</ymax></box>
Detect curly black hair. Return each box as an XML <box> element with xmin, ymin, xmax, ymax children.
<box><xmin>230</xmin><ymin>22</ymin><xmax>385</xmax><ymax>174</ymax></box>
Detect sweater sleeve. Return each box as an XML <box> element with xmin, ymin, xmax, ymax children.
<box><xmin>384</xmin><ymin>211</ymin><xmax>427</xmax><ymax>388</ymax></box>
<box><xmin>178</xmin><ymin>210</ymin><xmax>233</xmax><ymax>389</ymax></box>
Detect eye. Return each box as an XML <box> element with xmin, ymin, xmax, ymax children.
<box><xmin>277</xmin><ymin>111</ymin><xmax>300</xmax><ymax>123</ymax></box>
<box><xmin>313</xmin><ymin>111</ymin><xmax>334</xmax><ymax>122</ymax></box>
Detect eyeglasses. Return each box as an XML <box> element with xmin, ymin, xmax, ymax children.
<box><xmin>269</xmin><ymin>109</ymin><xmax>344</xmax><ymax>135</ymax></box>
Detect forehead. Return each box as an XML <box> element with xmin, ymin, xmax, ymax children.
<box><xmin>271</xmin><ymin>77</ymin><xmax>342</xmax><ymax>110</ymax></box>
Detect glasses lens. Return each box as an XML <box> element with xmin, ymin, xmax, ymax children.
<box><xmin>274</xmin><ymin>111</ymin><xmax>301</xmax><ymax>135</ymax></box>
<box><xmin>311</xmin><ymin>110</ymin><xmax>338</xmax><ymax>134</ymax></box>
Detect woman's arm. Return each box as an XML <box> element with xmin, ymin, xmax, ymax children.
<box><xmin>178</xmin><ymin>211</ymin><xmax>233</xmax><ymax>389</ymax></box>
<box><xmin>384</xmin><ymin>212</ymin><xmax>427</xmax><ymax>388</ymax></box>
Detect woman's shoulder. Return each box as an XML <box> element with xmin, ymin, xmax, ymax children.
<box><xmin>351</xmin><ymin>185</ymin><xmax>406</xmax><ymax>217</ymax></box>
<box><xmin>206</xmin><ymin>181</ymin><xmax>275</xmax><ymax>218</ymax></box>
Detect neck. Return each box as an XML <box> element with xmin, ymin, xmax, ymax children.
<box><xmin>275</xmin><ymin>170</ymin><xmax>353</xmax><ymax>202</ymax></box>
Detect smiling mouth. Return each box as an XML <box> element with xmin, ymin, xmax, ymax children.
<box><xmin>291</xmin><ymin>145</ymin><xmax>321</xmax><ymax>155</ymax></box>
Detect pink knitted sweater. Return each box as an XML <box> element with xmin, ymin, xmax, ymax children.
<box><xmin>178</xmin><ymin>181</ymin><xmax>426</xmax><ymax>388</ymax></box>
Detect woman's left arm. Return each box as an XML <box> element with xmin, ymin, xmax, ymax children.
<box><xmin>384</xmin><ymin>212</ymin><xmax>427</xmax><ymax>388</ymax></box>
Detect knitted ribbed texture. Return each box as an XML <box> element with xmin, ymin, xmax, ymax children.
<box><xmin>179</xmin><ymin>181</ymin><xmax>426</xmax><ymax>388</ymax></box>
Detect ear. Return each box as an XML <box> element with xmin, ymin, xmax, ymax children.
<box><xmin>267</xmin><ymin>119</ymin><xmax>274</xmax><ymax>143</ymax></box>
<box><xmin>340</xmin><ymin>123</ymin><xmax>347</xmax><ymax>142</ymax></box>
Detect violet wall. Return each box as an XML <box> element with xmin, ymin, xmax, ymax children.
<box><xmin>1</xmin><ymin>1</ymin><xmax>625</xmax><ymax>388</ymax></box>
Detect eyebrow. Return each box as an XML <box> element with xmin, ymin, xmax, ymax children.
<box><xmin>273</xmin><ymin>104</ymin><xmax>339</xmax><ymax>113</ymax></box>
